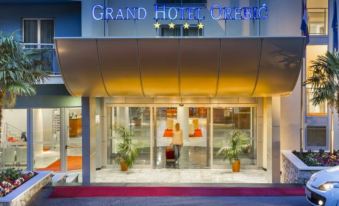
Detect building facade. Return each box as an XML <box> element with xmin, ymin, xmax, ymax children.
<box><xmin>0</xmin><ymin>0</ymin><xmax>336</xmax><ymax>184</ymax></box>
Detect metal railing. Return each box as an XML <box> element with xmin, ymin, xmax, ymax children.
<box><xmin>0</xmin><ymin>123</ymin><xmax>27</xmax><ymax>169</ymax></box>
<box><xmin>22</xmin><ymin>43</ymin><xmax>60</xmax><ymax>75</ymax></box>
<box><xmin>4</xmin><ymin>122</ymin><xmax>24</xmax><ymax>141</ymax></box>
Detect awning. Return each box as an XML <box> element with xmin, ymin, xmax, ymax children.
<box><xmin>55</xmin><ymin>37</ymin><xmax>305</xmax><ymax>97</ymax></box>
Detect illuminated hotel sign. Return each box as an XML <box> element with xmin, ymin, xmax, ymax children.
<box><xmin>92</xmin><ymin>4</ymin><xmax>269</xmax><ymax>21</ymax></box>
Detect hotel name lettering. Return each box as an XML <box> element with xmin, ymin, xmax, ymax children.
<box><xmin>92</xmin><ymin>4</ymin><xmax>269</xmax><ymax>21</ymax></box>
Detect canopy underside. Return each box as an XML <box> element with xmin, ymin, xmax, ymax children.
<box><xmin>55</xmin><ymin>37</ymin><xmax>304</xmax><ymax>97</ymax></box>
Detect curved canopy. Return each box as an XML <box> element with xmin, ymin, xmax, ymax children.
<box><xmin>55</xmin><ymin>37</ymin><xmax>305</xmax><ymax>97</ymax></box>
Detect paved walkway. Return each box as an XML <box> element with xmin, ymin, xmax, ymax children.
<box><xmin>95</xmin><ymin>168</ymin><xmax>269</xmax><ymax>184</ymax></box>
<box><xmin>28</xmin><ymin>186</ymin><xmax>308</xmax><ymax>206</ymax></box>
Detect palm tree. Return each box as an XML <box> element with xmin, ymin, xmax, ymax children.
<box><xmin>305</xmin><ymin>51</ymin><xmax>339</xmax><ymax>154</ymax></box>
<box><xmin>0</xmin><ymin>33</ymin><xmax>49</xmax><ymax>136</ymax></box>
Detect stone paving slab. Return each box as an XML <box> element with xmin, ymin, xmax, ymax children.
<box><xmin>95</xmin><ymin>169</ymin><xmax>269</xmax><ymax>184</ymax></box>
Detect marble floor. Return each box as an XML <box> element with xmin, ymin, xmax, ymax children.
<box><xmin>94</xmin><ymin>168</ymin><xmax>270</xmax><ymax>184</ymax></box>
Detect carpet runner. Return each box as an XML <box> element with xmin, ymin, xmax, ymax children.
<box><xmin>37</xmin><ymin>156</ymin><xmax>82</xmax><ymax>172</ymax></box>
<box><xmin>50</xmin><ymin>186</ymin><xmax>305</xmax><ymax>198</ymax></box>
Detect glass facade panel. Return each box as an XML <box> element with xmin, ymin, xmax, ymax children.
<box><xmin>307</xmin><ymin>0</ymin><xmax>328</xmax><ymax>35</ymax></box>
<box><xmin>67</xmin><ymin>108</ymin><xmax>82</xmax><ymax>171</ymax></box>
<box><xmin>33</xmin><ymin>108</ymin><xmax>61</xmax><ymax>170</ymax></box>
<box><xmin>213</xmin><ymin>107</ymin><xmax>256</xmax><ymax>166</ymax></box>
<box><xmin>306</xmin><ymin>88</ymin><xmax>327</xmax><ymax>115</ymax></box>
<box><xmin>0</xmin><ymin>109</ymin><xmax>27</xmax><ymax>169</ymax></box>
<box><xmin>107</xmin><ymin>107</ymin><xmax>151</xmax><ymax>166</ymax></box>
<box><xmin>306</xmin><ymin>45</ymin><xmax>328</xmax><ymax>115</ymax></box>
<box><xmin>308</xmin><ymin>9</ymin><xmax>328</xmax><ymax>35</ymax></box>
<box><xmin>40</xmin><ymin>19</ymin><xmax>54</xmax><ymax>48</ymax></box>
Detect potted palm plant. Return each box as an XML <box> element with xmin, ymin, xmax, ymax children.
<box><xmin>115</xmin><ymin>126</ymin><xmax>139</xmax><ymax>171</ymax></box>
<box><xmin>217</xmin><ymin>130</ymin><xmax>250</xmax><ymax>172</ymax></box>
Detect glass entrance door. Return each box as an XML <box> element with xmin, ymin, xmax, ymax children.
<box><xmin>155</xmin><ymin>106</ymin><xmax>210</xmax><ymax>169</ymax></box>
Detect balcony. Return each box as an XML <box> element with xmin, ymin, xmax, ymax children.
<box><xmin>23</xmin><ymin>43</ymin><xmax>60</xmax><ymax>75</ymax></box>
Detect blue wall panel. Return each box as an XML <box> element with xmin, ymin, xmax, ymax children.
<box><xmin>0</xmin><ymin>3</ymin><xmax>81</xmax><ymax>38</ymax></box>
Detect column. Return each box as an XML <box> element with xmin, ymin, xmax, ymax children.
<box><xmin>263</xmin><ymin>97</ymin><xmax>281</xmax><ymax>183</ymax></box>
<box><xmin>271</xmin><ymin>97</ymin><xmax>281</xmax><ymax>183</ymax></box>
<box><xmin>27</xmin><ymin>108</ymin><xmax>34</xmax><ymax>171</ymax></box>
<box><xmin>60</xmin><ymin>108</ymin><xmax>67</xmax><ymax>172</ymax></box>
<box><xmin>82</xmin><ymin>97</ymin><xmax>97</xmax><ymax>184</ymax></box>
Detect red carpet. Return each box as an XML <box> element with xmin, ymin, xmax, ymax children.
<box><xmin>37</xmin><ymin>156</ymin><xmax>82</xmax><ymax>172</ymax></box>
<box><xmin>50</xmin><ymin>186</ymin><xmax>305</xmax><ymax>198</ymax></box>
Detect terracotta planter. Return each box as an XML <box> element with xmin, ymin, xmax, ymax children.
<box><xmin>133</xmin><ymin>118</ymin><xmax>141</xmax><ymax>126</ymax></box>
<box><xmin>232</xmin><ymin>160</ymin><xmax>240</xmax><ymax>172</ymax></box>
<box><xmin>120</xmin><ymin>160</ymin><xmax>128</xmax><ymax>171</ymax></box>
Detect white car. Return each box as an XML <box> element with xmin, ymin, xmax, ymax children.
<box><xmin>306</xmin><ymin>166</ymin><xmax>339</xmax><ymax>206</ymax></box>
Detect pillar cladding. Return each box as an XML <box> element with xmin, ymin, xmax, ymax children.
<box><xmin>271</xmin><ymin>97</ymin><xmax>281</xmax><ymax>183</ymax></box>
<box><xmin>82</xmin><ymin>97</ymin><xmax>97</xmax><ymax>184</ymax></box>
<box><xmin>263</xmin><ymin>97</ymin><xmax>281</xmax><ymax>183</ymax></box>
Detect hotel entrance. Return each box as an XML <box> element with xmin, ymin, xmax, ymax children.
<box><xmin>106</xmin><ymin>104</ymin><xmax>256</xmax><ymax>170</ymax></box>
<box><xmin>154</xmin><ymin>107</ymin><xmax>210</xmax><ymax>169</ymax></box>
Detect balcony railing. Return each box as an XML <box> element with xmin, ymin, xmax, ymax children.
<box><xmin>23</xmin><ymin>43</ymin><xmax>60</xmax><ymax>75</ymax></box>
<box><xmin>308</xmin><ymin>8</ymin><xmax>328</xmax><ymax>36</ymax></box>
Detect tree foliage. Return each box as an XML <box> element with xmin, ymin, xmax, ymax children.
<box><xmin>0</xmin><ymin>33</ymin><xmax>49</xmax><ymax>132</ymax></box>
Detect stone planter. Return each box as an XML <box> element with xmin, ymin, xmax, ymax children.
<box><xmin>0</xmin><ymin>171</ymin><xmax>52</xmax><ymax>206</ymax></box>
<box><xmin>282</xmin><ymin>150</ymin><xmax>329</xmax><ymax>184</ymax></box>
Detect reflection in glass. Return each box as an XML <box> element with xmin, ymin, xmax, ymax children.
<box><xmin>306</xmin><ymin>45</ymin><xmax>328</xmax><ymax>115</ymax></box>
<box><xmin>155</xmin><ymin>107</ymin><xmax>209</xmax><ymax>169</ymax></box>
<box><xmin>308</xmin><ymin>8</ymin><xmax>328</xmax><ymax>35</ymax></box>
<box><xmin>108</xmin><ymin>107</ymin><xmax>151</xmax><ymax>166</ymax></box>
<box><xmin>306</xmin><ymin>88</ymin><xmax>327</xmax><ymax>115</ymax></box>
<box><xmin>0</xmin><ymin>109</ymin><xmax>27</xmax><ymax>169</ymax></box>
<box><xmin>213</xmin><ymin>107</ymin><xmax>256</xmax><ymax>166</ymax></box>
<box><xmin>67</xmin><ymin>107</ymin><xmax>83</xmax><ymax>171</ymax></box>
<box><xmin>33</xmin><ymin>108</ymin><xmax>61</xmax><ymax>170</ymax></box>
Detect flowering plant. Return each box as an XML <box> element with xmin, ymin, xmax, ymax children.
<box><xmin>293</xmin><ymin>150</ymin><xmax>339</xmax><ymax>167</ymax></box>
<box><xmin>0</xmin><ymin>169</ymin><xmax>36</xmax><ymax>197</ymax></box>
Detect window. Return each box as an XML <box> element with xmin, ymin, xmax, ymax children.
<box><xmin>160</xmin><ymin>25</ymin><xmax>181</xmax><ymax>36</ymax></box>
<box><xmin>307</xmin><ymin>0</ymin><xmax>328</xmax><ymax>35</ymax></box>
<box><xmin>23</xmin><ymin>19</ymin><xmax>59</xmax><ymax>74</ymax></box>
<box><xmin>0</xmin><ymin>109</ymin><xmax>27</xmax><ymax>169</ymax></box>
<box><xmin>306</xmin><ymin>126</ymin><xmax>327</xmax><ymax>148</ymax></box>
<box><xmin>308</xmin><ymin>8</ymin><xmax>328</xmax><ymax>35</ymax></box>
<box><xmin>183</xmin><ymin>26</ymin><xmax>203</xmax><ymax>36</ymax></box>
<box><xmin>157</xmin><ymin>0</ymin><xmax>206</xmax><ymax>4</ymax></box>
<box><xmin>160</xmin><ymin>25</ymin><xmax>203</xmax><ymax>36</ymax></box>
<box><xmin>306</xmin><ymin>45</ymin><xmax>328</xmax><ymax>116</ymax></box>
<box><xmin>23</xmin><ymin>19</ymin><xmax>54</xmax><ymax>49</ymax></box>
